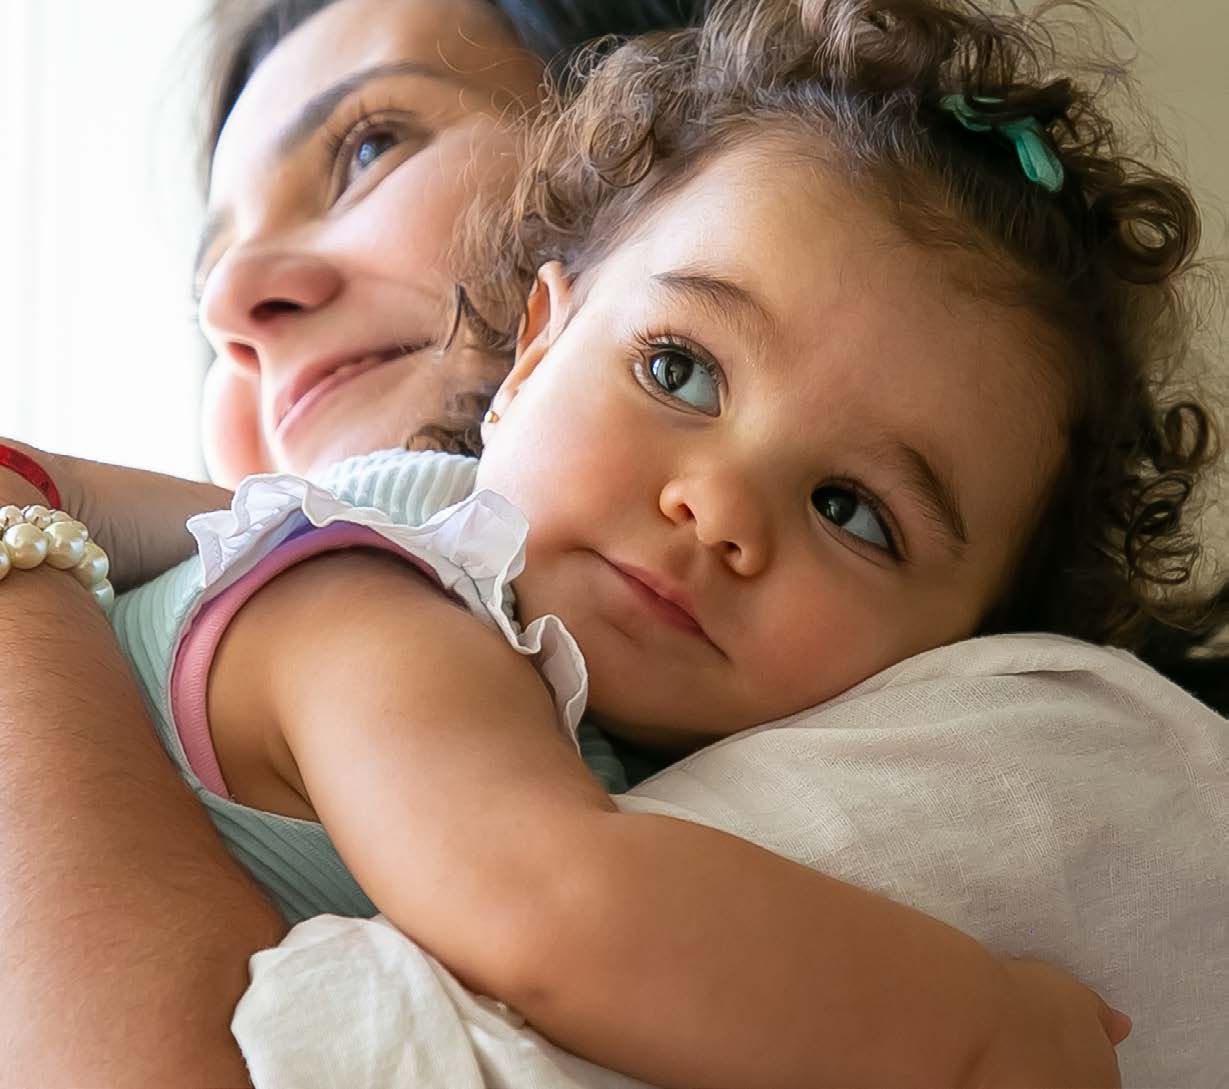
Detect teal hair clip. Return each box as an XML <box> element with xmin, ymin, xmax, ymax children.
<box><xmin>940</xmin><ymin>94</ymin><xmax>1065</xmax><ymax>194</ymax></box>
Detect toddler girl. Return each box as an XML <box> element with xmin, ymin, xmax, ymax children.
<box><xmin>91</xmin><ymin>0</ymin><xmax>1226</xmax><ymax>1085</ymax></box>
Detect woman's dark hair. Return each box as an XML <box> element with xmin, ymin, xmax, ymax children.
<box><xmin>456</xmin><ymin>0</ymin><xmax>1229</xmax><ymax>709</ymax></box>
<box><xmin>199</xmin><ymin>0</ymin><xmax>702</xmax><ymax>190</ymax></box>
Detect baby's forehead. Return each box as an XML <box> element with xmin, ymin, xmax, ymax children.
<box><xmin>616</xmin><ymin>141</ymin><xmax>1067</xmax><ymax>385</ymax></box>
<box><xmin>609</xmin><ymin>150</ymin><xmax>959</xmax><ymax>340</ymax></box>
<box><xmin>621</xmin><ymin>143</ymin><xmax>907</xmax><ymax>276</ymax></box>
<box><xmin>583</xmin><ymin>142</ymin><xmax>1070</xmax><ymax>507</ymax></box>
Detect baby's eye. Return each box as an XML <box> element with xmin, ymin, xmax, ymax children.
<box><xmin>647</xmin><ymin>348</ymin><xmax>721</xmax><ymax>415</ymax></box>
<box><xmin>812</xmin><ymin>485</ymin><xmax>893</xmax><ymax>552</ymax></box>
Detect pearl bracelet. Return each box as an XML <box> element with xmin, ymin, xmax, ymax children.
<box><xmin>0</xmin><ymin>504</ymin><xmax>115</xmax><ymax>611</ymax></box>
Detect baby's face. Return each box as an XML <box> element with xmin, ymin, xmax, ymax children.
<box><xmin>475</xmin><ymin>146</ymin><xmax>1069</xmax><ymax>753</ymax></box>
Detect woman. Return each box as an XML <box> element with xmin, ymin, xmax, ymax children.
<box><xmin>0</xmin><ymin>1</ymin><xmax>698</xmax><ymax>1083</ymax></box>
<box><xmin>199</xmin><ymin>0</ymin><xmax>552</xmax><ymax>484</ymax></box>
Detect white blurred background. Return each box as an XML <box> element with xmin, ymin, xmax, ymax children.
<box><xmin>0</xmin><ymin>0</ymin><xmax>210</xmax><ymax>477</ymax></box>
<box><xmin>0</xmin><ymin>0</ymin><xmax>1226</xmax><ymax>480</ymax></box>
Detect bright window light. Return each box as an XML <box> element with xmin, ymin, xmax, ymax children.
<box><xmin>1</xmin><ymin>0</ymin><xmax>209</xmax><ymax>477</ymax></box>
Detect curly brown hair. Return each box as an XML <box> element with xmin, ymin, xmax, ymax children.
<box><xmin>451</xmin><ymin>0</ymin><xmax>1228</xmax><ymax>707</ymax></box>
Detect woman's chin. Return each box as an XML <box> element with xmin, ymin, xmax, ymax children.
<box><xmin>279</xmin><ymin>442</ymin><xmax>366</xmax><ymax>480</ymax></box>
<box><xmin>273</xmin><ymin>429</ymin><xmax>404</xmax><ymax>481</ymax></box>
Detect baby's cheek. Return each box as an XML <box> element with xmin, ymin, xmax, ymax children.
<box><xmin>201</xmin><ymin>360</ymin><xmax>267</xmax><ymax>486</ymax></box>
<box><xmin>757</xmin><ymin>591</ymin><xmax>893</xmax><ymax>711</ymax></box>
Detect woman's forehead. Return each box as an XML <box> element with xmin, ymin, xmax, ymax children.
<box><xmin>212</xmin><ymin>0</ymin><xmax>537</xmax><ymax>185</ymax></box>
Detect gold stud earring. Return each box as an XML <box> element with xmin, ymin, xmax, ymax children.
<box><xmin>483</xmin><ymin>409</ymin><xmax>500</xmax><ymax>425</ymax></box>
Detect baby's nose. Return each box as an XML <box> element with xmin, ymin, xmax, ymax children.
<box><xmin>659</xmin><ymin>473</ymin><xmax>771</xmax><ymax>577</ymax></box>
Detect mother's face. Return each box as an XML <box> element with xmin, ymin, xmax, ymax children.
<box><xmin>196</xmin><ymin>0</ymin><xmax>541</xmax><ymax>484</ymax></box>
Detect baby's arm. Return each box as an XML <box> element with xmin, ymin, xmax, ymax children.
<box><xmin>211</xmin><ymin>549</ymin><xmax>1123</xmax><ymax>1089</ymax></box>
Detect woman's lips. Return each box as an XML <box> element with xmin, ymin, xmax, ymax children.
<box><xmin>274</xmin><ymin>345</ymin><xmax>428</xmax><ymax>441</ymax></box>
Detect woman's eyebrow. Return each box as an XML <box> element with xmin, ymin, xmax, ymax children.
<box><xmin>194</xmin><ymin>61</ymin><xmax>469</xmax><ymax>285</ymax></box>
<box><xmin>276</xmin><ymin>60</ymin><xmax>468</xmax><ymax>158</ymax></box>
<box><xmin>194</xmin><ymin>209</ymin><xmax>228</xmax><ymax>288</ymax></box>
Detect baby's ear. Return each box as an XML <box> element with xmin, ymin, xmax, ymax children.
<box><xmin>496</xmin><ymin>262</ymin><xmax>572</xmax><ymax>407</ymax></box>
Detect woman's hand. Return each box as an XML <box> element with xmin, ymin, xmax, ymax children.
<box><xmin>0</xmin><ymin>509</ymin><xmax>285</xmax><ymax>1085</ymax></box>
<box><xmin>967</xmin><ymin>958</ymin><xmax>1129</xmax><ymax>1088</ymax></box>
<box><xmin>3</xmin><ymin>438</ymin><xmax>231</xmax><ymax>590</ymax></box>
<box><xmin>0</xmin><ymin>452</ymin><xmax>46</xmax><ymax>508</ymax></box>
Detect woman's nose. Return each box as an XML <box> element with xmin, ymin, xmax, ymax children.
<box><xmin>198</xmin><ymin>248</ymin><xmax>344</xmax><ymax>372</ymax></box>
<box><xmin>659</xmin><ymin>472</ymin><xmax>772</xmax><ymax>577</ymax></box>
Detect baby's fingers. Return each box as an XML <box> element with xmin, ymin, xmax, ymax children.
<box><xmin>1096</xmin><ymin>997</ymin><xmax>1133</xmax><ymax>1047</ymax></box>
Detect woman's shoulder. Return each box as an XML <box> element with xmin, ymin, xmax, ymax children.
<box><xmin>310</xmin><ymin>448</ymin><xmax>479</xmax><ymax>526</ymax></box>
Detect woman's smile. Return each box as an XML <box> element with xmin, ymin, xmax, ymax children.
<box><xmin>273</xmin><ymin>342</ymin><xmax>434</xmax><ymax>441</ymax></box>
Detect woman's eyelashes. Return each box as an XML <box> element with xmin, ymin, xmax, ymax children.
<box><xmin>324</xmin><ymin>105</ymin><xmax>430</xmax><ymax>196</ymax></box>
<box><xmin>812</xmin><ymin>484</ymin><xmax>902</xmax><ymax>559</ymax></box>
<box><xmin>191</xmin><ymin>106</ymin><xmax>429</xmax><ymax>299</ymax></box>
<box><xmin>633</xmin><ymin>334</ymin><xmax>723</xmax><ymax>415</ymax></box>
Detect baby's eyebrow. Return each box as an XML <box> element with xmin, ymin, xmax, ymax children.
<box><xmin>651</xmin><ymin>269</ymin><xmax>777</xmax><ymax>344</ymax></box>
<box><xmin>877</xmin><ymin>439</ymin><xmax>970</xmax><ymax>557</ymax></box>
<box><xmin>651</xmin><ymin>266</ymin><xmax>969</xmax><ymax>557</ymax></box>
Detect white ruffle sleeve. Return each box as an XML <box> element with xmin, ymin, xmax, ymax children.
<box><xmin>187</xmin><ymin>472</ymin><xmax>589</xmax><ymax>741</ymax></box>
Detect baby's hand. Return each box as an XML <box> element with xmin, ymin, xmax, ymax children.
<box><xmin>968</xmin><ymin>957</ymin><xmax>1130</xmax><ymax>1088</ymax></box>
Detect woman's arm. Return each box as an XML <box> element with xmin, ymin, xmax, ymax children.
<box><xmin>5</xmin><ymin>439</ymin><xmax>231</xmax><ymax>590</ymax></box>
<box><xmin>0</xmin><ymin>467</ymin><xmax>285</xmax><ymax>1087</ymax></box>
<box><xmin>212</xmin><ymin>549</ymin><xmax>1124</xmax><ymax>1089</ymax></box>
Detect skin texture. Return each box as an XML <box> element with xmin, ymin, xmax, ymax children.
<box><xmin>475</xmin><ymin>145</ymin><xmax>1069</xmax><ymax>752</ymax></box>
<box><xmin>198</xmin><ymin>0</ymin><xmax>542</xmax><ymax>484</ymax></box>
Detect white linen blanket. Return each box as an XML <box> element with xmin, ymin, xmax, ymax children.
<box><xmin>234</xmin><ymin>633</ymin><xmax>1229</xmax><ymax>1089</ymax></box>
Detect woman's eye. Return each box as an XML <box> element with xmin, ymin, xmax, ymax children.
<box><xmin>327</xmin><ymin>111</ymin><xmax>430</xmax><ymax>196</ymax></box>
<box><xmin>647</xmin><ymin>348</ymin><xmax>721</xmax><ymax>415</ymax></box>
<box><xmin>342</xmin><ymin>127</ymin><xmax>401</xmax><ymax>187</ymax></box>
<box><xmin>812</xmin><ymin>485</ymin><xmax>892</xmax><ymax>552</ymax></box>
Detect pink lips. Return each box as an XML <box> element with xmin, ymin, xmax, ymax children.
<box><xmin>274</xmin><ymin>345</ymin><xmax>426</xmax><ymax>439</ymax></box>
<box><xmin>606</xmin><ymin>560</ymin><xmax>713</xmax><ymax>644</ymax></box>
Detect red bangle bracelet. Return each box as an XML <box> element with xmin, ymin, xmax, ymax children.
<box><xmin>0</xmin><ymin>443</ymin><xmax>62</xmax><ymax>509</ymax></box>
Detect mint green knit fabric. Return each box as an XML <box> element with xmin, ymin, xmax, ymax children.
<box><xmin>111</xmin><ymin>450</ymin><xmax>626</xmax><ymax>924</ymax></box>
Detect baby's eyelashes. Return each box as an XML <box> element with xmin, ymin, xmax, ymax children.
<box><xmin>633</xmin><ymin>333</ymin><xmax>724</xmax><ymax>416</ymax></box>
<box><xmin>811</xmin><ymin>483</ymin><xmax>901</xmax><ymax>559</ymax></box>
